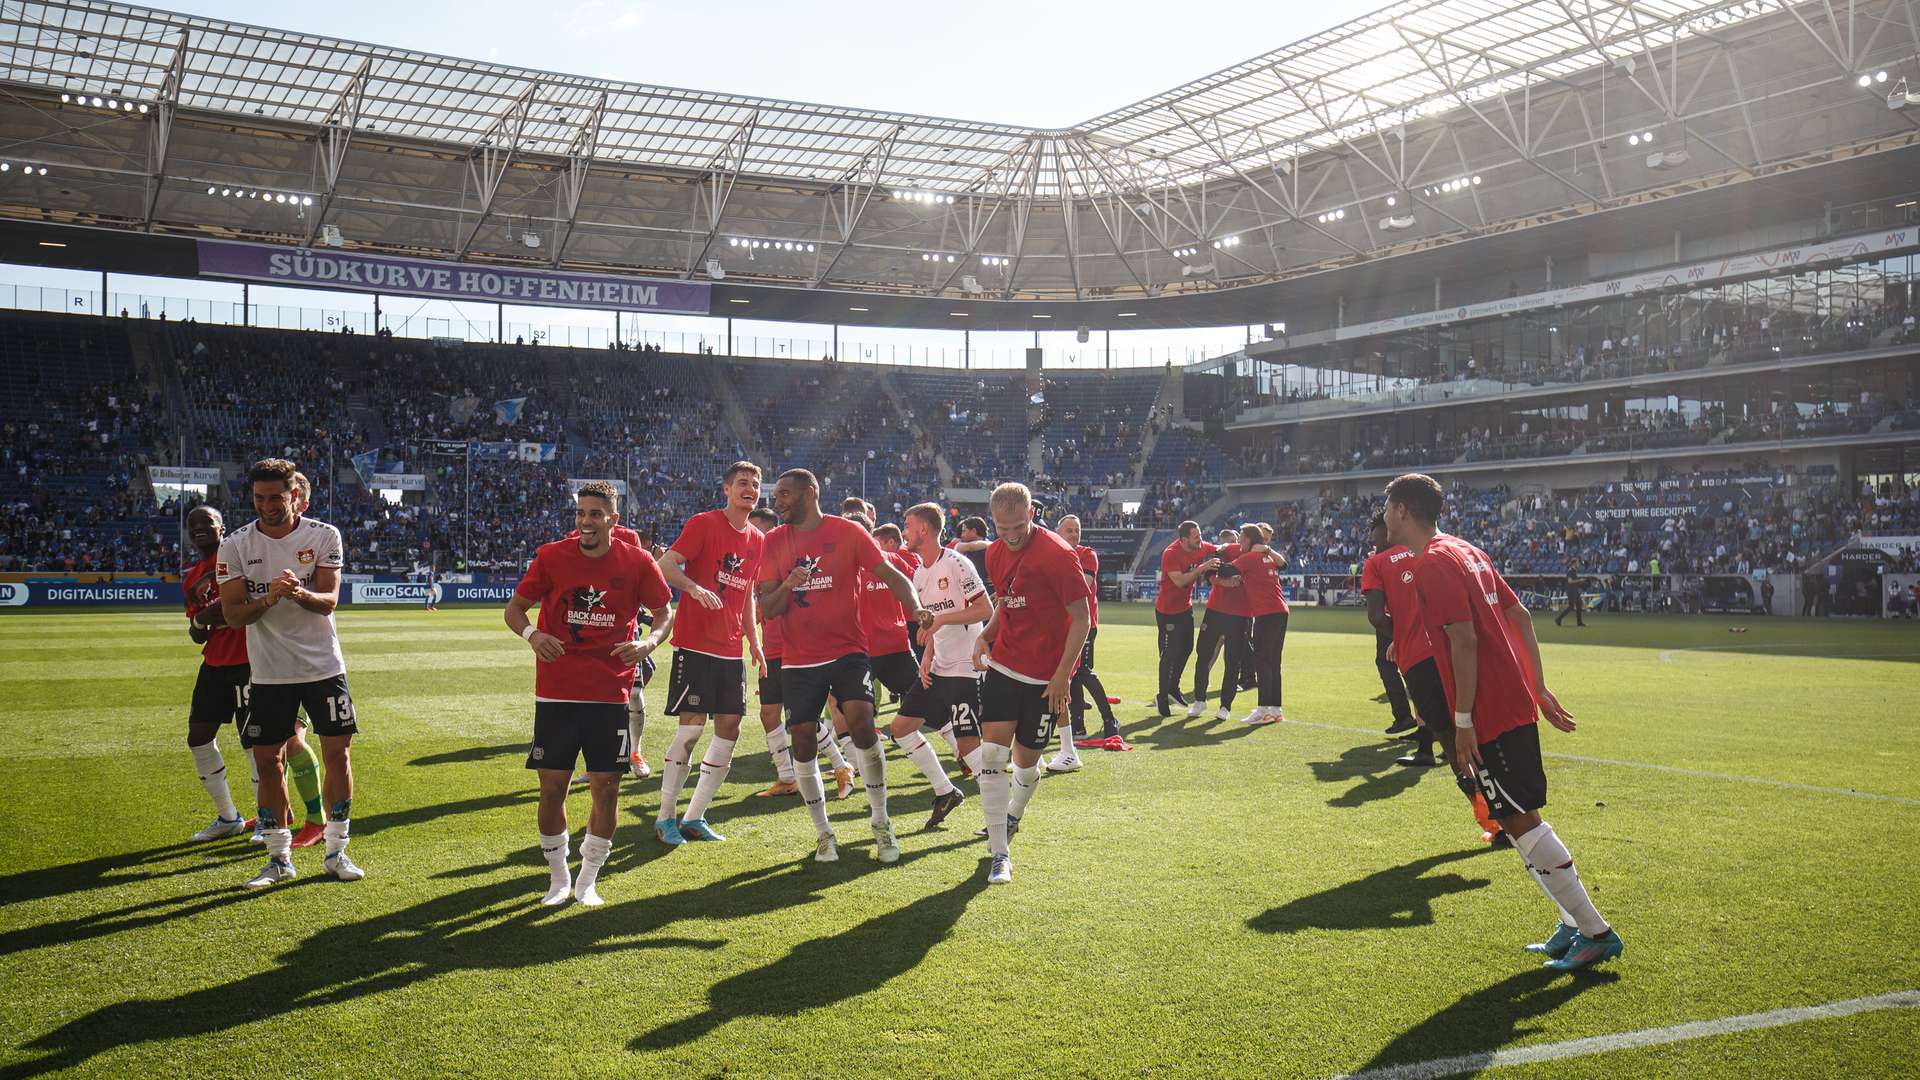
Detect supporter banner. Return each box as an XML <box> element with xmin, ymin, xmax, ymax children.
<box><xmin>1588</xmin><ymin>505</ymin><xmax>1697</xmax><ymax>520</ymax></box>
<box><xmin>0</xmin><ymin>580</ymin><xmax>185</xmax><ymax>606</ymax></box>
<box><xmin>196</xmin><ymin>240</ymin><xmax>711</xmax><ymax>315</ymax></box>
<box><xmin>469</xmin><ymin>441</ymin><xmax>558</xmax><ymax>462</ymax></box>
<box><xmin>1858</xmin><ymin>535</ymin><xmax>1920</xmax><ymax>555</ymax></box>
<box><xmin>149</xmin><ymin>465</ymin><xmax>221</xmax><ymax>486</ymax></box>
<box><xmin>1284</xmin><ymin>225</ymin><xmax>1920</xmax><ymax>347</ymax></box>
<box><xmin>1602</xmin><ymin>473</ymin><xmax>1788</xmax><ymax>495</ymax></box>
<box><xmin>568</xmin><ymin>478</ymin><xmax>629</xmax><ymax>497</ymax></box>
<box><xmin>420</xmin><ymin>439</ymin><xmax>470</xmax><ymax>456</ymax></box>
<box><xmin>369</xmin><ymin>472</ymin><xmax>427</xmax><ymax>491</ymax></box>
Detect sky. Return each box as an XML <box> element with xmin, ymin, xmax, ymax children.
<box><xmin>6</xmin><ymin>0</ymin><xmax>1358</xmax><ymax>362</ymax></box>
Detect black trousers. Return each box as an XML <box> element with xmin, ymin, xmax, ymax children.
<box><xmin>1194</xmin><ymin>610</ymin><xmax>1251</xmax><ymax>707</ymax></box>
<box><xmin>1155</xmin><ymin>610</ymin><xmax>1195</xmax><ymax>697</ymax></box>
<box><xmin>1250</xmin><ymin>612</ymin><xmax>1289</xmax><ymax>708</ymax></box>
<box><xmin>1555</xmin><ymin>591</ymin><xmax>1585</xmax><ymax>626</ymax></box>
<box><xmin>1069</xmin><ymin>628</ymin><xmax>1117</xmax><ymax>736</ymax></box>
<box><xmin>1375</xmin><ymin>628</ymin><xmax>1412</xmax><ymax>723</ymax></box>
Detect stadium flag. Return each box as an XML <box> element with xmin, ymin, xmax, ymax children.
<box><xmin>351</xmin><ymin>449</ymin><xmax>380</xmax><ymax>483</ymax></box>
<box><xmin>516</xmin><ymin>442</ymin><xmax>557</xmax><ymax>463</ymax></box>
<box><xmin>493</xmin><ymin>397</ymin><xmax>528</xmax><ymax>425</ymax></box>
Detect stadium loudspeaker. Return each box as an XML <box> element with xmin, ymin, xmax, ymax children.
<box><xmin>1076</xmin><ymin>326</ymin><xmax>1090</xmax><ymax>344</ymax></box>
<box><xmin>1026</xmin><ymin>347</ymin><xmax>1043</xmax><ymax>371</ymax></box>
<box><xmin>705</xmin><ymin>258</ymin><xmax>726</xmax><ymax>280</ymax></box>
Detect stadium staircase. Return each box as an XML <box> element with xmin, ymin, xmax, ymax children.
<box><xmin>710</xmin><ymin>363</ymin><xmax>766</xmax><ymax>465</ymax></box>
<box><xmin>874</xmin><ymin>370</ymin><xmax>954</xmax><ymax>488</ymax></box>
<box><xmin>1131</xmin><ymin>366</ymin><xmax>1184</xmax><ymax>484</ymax></box>
<box><xmin>125</xmin><ymin>321</ymin><xmax>185</xmax><ymax>465</ymax></box>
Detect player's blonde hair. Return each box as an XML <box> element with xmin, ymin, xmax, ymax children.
<box><xmin>989</xmin><ymin>482</ymin><xmax>1031</xmax><ymax>514</ymax></box>
<box><xmin>905</xmin><ymin>502</ymin><xmax>945</xmax><ymax>537</ymax></box>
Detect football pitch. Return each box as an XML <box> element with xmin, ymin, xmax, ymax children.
<box><xmin>2</xmin><ymin>604</ymin><xmax>1916</xmax><ymax>1078</ymax></box>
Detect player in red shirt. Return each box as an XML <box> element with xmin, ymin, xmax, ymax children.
<box><xmin>1360</xmin><ymin>510</ymin><xmax>1422</xmax><ymax>744</ymax></box>
<box><xmin>1384</xmin><ymin>473</ymin><xmax>1622</xmax><ymax>971</ymax></box>
<box><xmin>505</xmin><ymin>481</ymin><xmax>674</xmax><ymax>906</ymax></box>
<box><xmin>1189</xmin><ymin>527</ymin><xmax>1251</xmax><ymax>723</ymax></box>
<box><xmin>757</xmin><ymin>469</ymin><xmax>928</xmax><ymax>864</ymax></box>
<box><xmin>971</xmin><ymin>483</ymin><xmax>1091</xmax><ymax>885</ymax></box>
<box><xmin>181</xmin><ymin>506</ymin><xmax>325</xmax><ymax>848</ymax></box>
<box><xmin>1048</xmin><ymin>514</ymin><xmax>1123</xmax><ymax>771</ymax></box>
<box><xmin>1362</xmin><ymin>510</ymin><xmax>1503</xmax><ymax>841</ymax></box>
<box><xmin>1154</xmin><ymin>522</ymin><xmax>1219</xmax><ymax>716</ymax></box>
<box><xmin>1230</xmin><ymin>524</ymin><xmax>1289</xmax><ymax>725</ymax></box>
<box><xmin>747</xmin><ymin>505</ymin><xmax>802</xmax><ymax>798</ymax></box>
<box><xmin>652</xmin><ymin>462</ymin><xmax>767</xmax><ymax>845</ymax></box>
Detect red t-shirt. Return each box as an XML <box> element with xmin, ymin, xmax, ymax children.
<box><xmin>985</xmin><ymin>526</ymin><xmax>1092</xmax><ymax>683</ymax></box>
<box><xmin>1205</xmin><ymin>542</ymin><xmax>1246</xmax><ymax>617</ymax></box>
<box><xmin>760</xmin><ymin>516</ymin><xmax>886</xmax><ymax>667</ymax></box>
<box><xmin>754</xmin><ymin>524</ymin><xmax>783</xmax><ymax>660</ymax></box>
<box><xmin>668</xmin><ymin>509</ymin><xmax>765</xmax><ymax>658</ymax></box>
<box><xmin>1361</xmin><ymin>545</ymin><xmax>1436</xmax><ymax>673</ymax></box>
<box><xmin>1232</xmin><ymin>547</ymin><xmax>1291</xmax><ymax>617</ymax></box>
<box><xmin>516</xmin><ymin>536</ymin><xmax>673</xmax><ymax>703</ymax></box>
<box><xmin>1412</xmin><ymin>533</ymin><xmax>1536</xmax><ymax>744</ymax></box>
<box><xmin>1075</xmin><ymin>545</ymin><xmax>1100</xmax><ymax>628</ymax></box>
<box><xmin>859</xmin><ymin>549</ymin><xmax>920</xmax><ymax>657</ymax></box>
<box><xmin>1156</xmin><ymin>540</ymin><xmax>1217</xmax><ymax>614</ymax></box>
<box><xmin>184</xmin><ymin>554</ymin><xmax>247</xmax><ymax>667</ymax></box>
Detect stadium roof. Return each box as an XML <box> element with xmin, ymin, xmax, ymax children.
<box><xmin>0</xmin><ymin>0</ymin><xmax>1917</xmax><ymax>319</ymax></box>
<box><xmin>0</xmin><ymin>0</ymin><xmax>1825</xmax><ymax>193</ymax></box>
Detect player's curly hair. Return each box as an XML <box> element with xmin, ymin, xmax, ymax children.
<box><xmin>575</xmin><ymin>479</ymin><xmax>620</xmax><ymax>511</ymax></box>
<box><xmin>247</xmin><ymin>457</ymin><xmax>297</xmax><ymax>489</ymax></box>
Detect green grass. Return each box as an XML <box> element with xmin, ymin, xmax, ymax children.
<box><xmin>2</xmin><ymin>604</ymin><xmax>1917</xmax><ymax>1078</ymax></box>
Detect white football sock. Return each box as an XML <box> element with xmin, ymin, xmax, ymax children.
<box><xmin>765</xmin><ymin>723</ymin><xmax>795</xmax><ymax>783</ymax></box>
<box><xmin>1514</xmin><ymin>822</ymin><xmax>1609</xmax><ymax>937</ymax></box>
<box><xmin>683</xmin><ymin>736</ymin><xmax>737</xmax><ymax>821</ymax></box>
<box><xmin>247</xmin><ymin>752</ymin><xmax>262</xmax><ymax>812</ymax></box>
<box><xmin>190</xmin><ymin>741</ymin><xmax>239</xmax><ymax>820</ymax></box>
<box><xmin>793</xmin><ymin>756</ymin><xmax>833</xmax><ymax>835</ymax></box>
<box><xmin>962</xmin><ymin>745</ymin><xmax>984</xmax><ymax>778</ymax></box>
<box><xmin>818</xmin><ymin>721</ymin><xmax>850</xmax><ymax>771</ymax></box>
<box><xmin>855</xmin><ymin>741</ymin><xmax>889</xmax><ymax>828</ymax></box>
<box><xmin>658</xmin><ymin>723</ymin><xmax>703</xmax><ymax>821</ymax></box>
<box><xmin>264</xmin><ymin>827</ymin><xmax>292</xmax><ymax>863</ymax></box>
<box><xmin>323</xmin><ymin>819</ymin><xmax>350</xmax><ymax>857</ymax></box>
<box><xmin>978</xmin><ymin>743</ymin><xmax>1012</xmax><ymax>858</ymax></box>
<box><xmin>936</xmin><ymin>722</ymin><xmax>960</xmax><ymax>758</ymax></box>
<box><xmin>898</xmin><ymin>730</ymin><xmax>955</xmax><ymax>796</ymax></box>
<box><xmin>839</xmin><ymin>736</ymin><xmax>862</xmax><ymax>777</ymax></box>
<box><xmin>627</xmin><ymin>693</ymin><xmax>646</xmax><ymax>753</ymax></box>
<box><xmin>540</xmin><ymin>830</ymin><xmax>571</xmax><ymax>905</ymax></box>
<box><xmin>1056</xmin><ymin>724</ymin><xmax>1080</xmax><ymax>762</ymax></box>
<box><xmin>574</xmin><ymin>832</ymin><xmax>612</xmax><ymax>906</ymax></box>
<box><xmin>1008</xmin><ymin>763</ymin><xmax>1042</xmax><ymax>822</ymax></box>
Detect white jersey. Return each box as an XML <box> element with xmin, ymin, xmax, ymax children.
<box><xmin>216</xmin><ymin>516</ymin><xmax>347</xmax><ymax>684</ymax></box>
<box><xmin>913</xmin><ymin>548</ymin><xmax>987</xmax><ymax>678</ymax></box>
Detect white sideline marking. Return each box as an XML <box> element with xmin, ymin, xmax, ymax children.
<box><xmin>1656</xmin><ymin>641</ymin><xmax>1917</xmax><ymax>663</ymax></box>
<box><xmin>1281</xmin><ymin>720</ymin><xmax>1920</xmax><ymax>806</ymax></box>
<box><xmin>1330</xmin><ymin>989</ymin><xmax>1920</xmax><ymax>1080</ymax></box>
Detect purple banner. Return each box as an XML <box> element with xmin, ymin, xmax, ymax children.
<box><xmin>196</xmin><ymin>240</ymin><xmax>710</xmax><ymax>315</ymax></box>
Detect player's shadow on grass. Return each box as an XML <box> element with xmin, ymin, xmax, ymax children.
<box><xmin>1307</xmin><ymin>742</ymin><xmax>1426</xmax><ymax>807</ymax></box>
<box><xmin>1120</xmin><ymin>710</ymin><xmax>1264</xmax><ymax>751</ymax></box>
<box><xmin>8</xmin><ymin>839</ymin><xmax>972</xmax><ymax>1079</ymax></box>
<box><xmin>0</xmin><ymin>790</ymin><xmax>541</xmax><ymax>954</ymax></box>
<box><xmin>1247</xmin><ymin>849</ymin><xmax>1492</xmax><ymax>935</ymax></box>
<box><xmin>406</xmin><ymin>742</ymin><xmax>525</xmax><ymax>766</ymax></box>
<box><xmin>1350</xmin><ymin>966</ymin><xmax>1621</xmax><ymax>1077</ymax></box>
<box><xmin>631</xmin><ymin>871</ymin><xmax>987</xmax><ymax>1051</ymax></box>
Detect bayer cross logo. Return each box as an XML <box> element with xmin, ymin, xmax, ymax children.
<box><xmin>1401</xmin><ymin>570</ymin><xmax>1414</xmax><ymax>584</ymax></box>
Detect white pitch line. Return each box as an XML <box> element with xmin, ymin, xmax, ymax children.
<box><xmin>1330</xmin><ymin>989</ymin><xmax>1920</xmax><ymax>1080</ymax></box>
<box><xmin>1657</xmin><ymin>641</ymin><xmax>1918</xmax><ymax>663</ymax></box>
<box><xmin>1279</xmin><ymin>720</ymin><xmax>1920</xmax><ymax>806</ymax></box>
